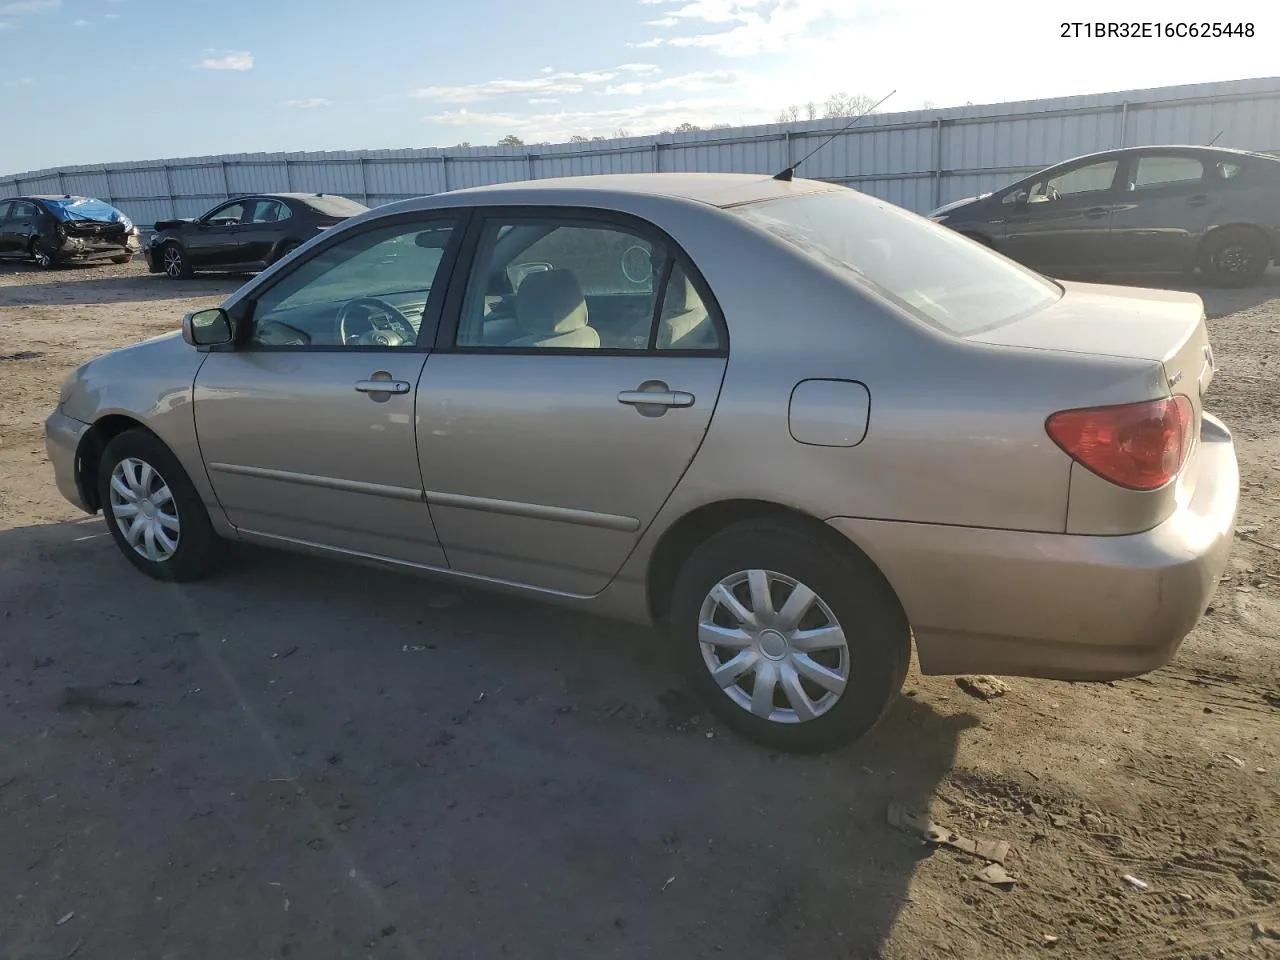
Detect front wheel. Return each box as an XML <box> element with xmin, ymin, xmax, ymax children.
<box><xmin>669</xmin><ymin>519</ymin><xmax>910</xmax><ymax>752</ymax></box>
<box><xmin>98</xmin><ymin>429</ymin><xmax>223</xmax><ymax>582</ymax></box>
<box><xmin>273</xmin><ymin>240</ymin><xmax>300</xmax><ymax>264</ymax></box>
<box><xmin>1199</xmin><ymin>227</ymin><xmax>1270</xmax><ymax>287</ymax></box>
<box><xmin>161</xmin><ymin>242</ymin><xmax>194</xmax><ymax>279</ymax></box>
<box><xmin>32</xmin><ymin>244</ymin><xmax>58</xmax><ymax>270</ymax></box>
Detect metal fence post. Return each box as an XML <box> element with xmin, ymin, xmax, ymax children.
<box><xmin>931</xmin><ymin>118</ymin><xmax>943</xmax><ymax>209</ymax></box>
<box><xmin>441</xmin><ymin>155</ymin><xmax>451</xmax><ymax>193</ymax></box>
<box><xmin>284</xmin><ymin>158</ymin><xmax>293</xmax><ymax>191</ymax></box>
<box><xmin>219</xmin><ymin>160</ymin><xmax>231</xmax><ymax>200</ymax></box>
<box><xmin>358</xmin><ymin>158</ymin><xmax>369</xmax><ymax>205</ymax></box>
<box><xmin>1119</xmin><ymin>101</ymin><xmax>1129</xmax><ymax>147</ymax></box>
<box><xmin>56</xmin><ymin>169</ymin><xmax>66</xmax><ymax>196</ymax></box>
<box><xmin>526</xmin><ymin>153</ymin><xmax>535</xmax><ymax>181</ymax></box>
<box><xmin>652</xmin><ymin>141</ymin><xmax>661</xmax><ymax>173</ymax></box>
<box><xmin>163</xmin><ymin>163</ymin><xmax>177</xmax><ymax>218</ymax></box>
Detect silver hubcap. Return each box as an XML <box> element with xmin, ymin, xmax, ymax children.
<box><xmin>164</xmin><ymin>248</ymin><xmax>184</xmax><ymax>277</ymax></box>
<box><xmin>35</xmin><ymin>251</ymin><xmax>50</xmax><ymax>267</ymax></box>
<box><xmin>109</xmin><ymin>458</ymin><xmax>180</xmax><ymax>562</ymax></box>
<box><xmin>698</xmin><ymin>569</ymin><xmax>850</xmax><ymax>724</ymax></box>
<box><xmin>1215</xmin><ymin>244</ymin><xmax>1251</xmax><ymax>275</ymax></box>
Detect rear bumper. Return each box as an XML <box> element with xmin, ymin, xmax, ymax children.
<box><xmin>829</xmin><ymin>413</ymin><xmax>1240</xmax><ymax>681</ymax></box>
<box><xmin>44</xmin><ymin>409</ymin><xmax>93</xmax><ymax>513</ymax></box>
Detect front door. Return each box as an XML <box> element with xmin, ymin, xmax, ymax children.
<box><xmin>1001</xmin><ymin>156</ymin><xmax>1122</xmax><ymax>274</ymax></box>
<box><xmin>0</xmin><ymin>202</ymin><xmax>16</xmax><ymax>254</ymax></box>
<box><xmin>0</xmin><ymin>200</ymin><xmax>38</xmax><ymax>255</ymax></box>
<box><xmin>193</xmin><ymin>213</ymin><xmax>463</xmax><ymax>565</ymax></box>
<box><xmin>1107</xmin><ymin>152</ymin><xmax>1217</xmax><ymax>272</ymax></box>
<box><xmin>416</xmin><ymin>211</ymin><xmax>729</xmax><ymax>596</ymax></box>
<box><xmin>237</xmin><ymin>198</ymin><xmax>288</xmax><ymax>264</ymax></box>
<box><xmin>189</xmin><ymin>200</ymin><xmax>248</xmax><ymax>267</ymax></box>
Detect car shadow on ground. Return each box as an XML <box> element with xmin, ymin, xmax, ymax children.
<box><xmin>0</xmin><ymin>262</ymin><xmax>249</xmax><ymax>306</ymax></box>
<box><xmin>0</xmin><ymin>518</ymin><xmax>976</xmax><ymax>959</ymax></box>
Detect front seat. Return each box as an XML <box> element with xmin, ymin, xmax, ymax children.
<box><xmin>507</xmin><ymin>268</ymin><xmax>600</xmax><ymax>348</ymax></box>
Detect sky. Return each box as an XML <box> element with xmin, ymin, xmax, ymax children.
<box><xmin>1</xmin><ymin>0</ymin><xmax>1276</xmax><ymax>175</ymax></box>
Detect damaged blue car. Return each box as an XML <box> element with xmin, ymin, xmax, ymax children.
<box><xmin>0</xmin><ymin>195</ymin><xmax>141</xmax><ymax>269</ymax></box>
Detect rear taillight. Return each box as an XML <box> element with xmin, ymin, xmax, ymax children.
<box><xmin>1046</xmin><ymin>396</ymin><xmax>1195</xmax><ymax>491</ymax></box>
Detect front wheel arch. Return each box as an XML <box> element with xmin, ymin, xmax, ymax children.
<box><xmin>75</xmin><ymin>414</ymin><xmax>150</xmax><ymax>512</ymax></box>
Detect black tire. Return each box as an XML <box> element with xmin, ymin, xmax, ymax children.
<box><xmin>97</xmin><ymin>429</ymin><xmax>223</xmax><ymax>582</ymax></box>
<box><xmin>160</xmin><ymin>242</ymin><xmax>194</xmax><ymax>279</ymax></box>
<box><xmin>273</xmin><ymin>240</ymin><xmax>300</xmax><ymax>264</ymax></box>
<box><xmin>110</xmin><ymin>254</ymin><xmax>132</xmax><ymax>265</ymax></box>
<box><xmin>669</xmin><ymin>519</ymin><xmax>910</xmax><ymax>753</ymax></box>
<box><xmin>1199</xmin><ymin>227</ymin><xmax>1270</xmax><ymax>287</ymax></box>
<box><xmin>31</xmin><ymin>243</ymin><xmax>58</xmax><ymax>270</ymax></box>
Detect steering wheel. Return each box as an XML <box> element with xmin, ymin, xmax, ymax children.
<box><xmin>336</xmin><ymin>297</ymin><xmax>416</xmax><ymax>347</ymax></box>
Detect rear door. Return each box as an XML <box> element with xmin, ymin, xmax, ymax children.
<box><xmin>1108</xmin><ymin>151</ymin><xmax>1216</xmax><ymax>271</ymax></box>
<box><xmin>0</xmin><ymin>203</ymin><xmax>16</xmax><ymax>254</ymax></box>
<box><xmin>238</xmin><ymin>199</ymin><xmax>287</xmax><ymax>264</ymax></box>
<box><xmin>415</xmin><ymin>208</ymin><xmax>729</xmax><ymax>596</ymax></box>
<box><xmin>1000</xmin><ymin>156</ymin><xmax>1122</xmax><ymax>274</ymax></box>
<box><xmin>0</xmin><ymin>201</ymin><xmax>39</xmax><ymax>255</ymax></box>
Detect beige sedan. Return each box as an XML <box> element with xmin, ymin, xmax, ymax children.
<box><xmin>45</xmin><ymin>173</ymin><xmax>1239</xmax><ymax>751</ymax></box>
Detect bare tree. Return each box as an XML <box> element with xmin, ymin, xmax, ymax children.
<box><xmin>776</xmin><ymin>104</ymin><xmax>800</xmax><ymax>123</ymax></box>
<box><xmin>824</xmin><ymin>92</ymin><xmax>878</xmax><ymax>119</ymax></box>
<box><xmin>612</xmin><ymin>127</ymin><xmax>631</xmax><ymax>139</ymax></box>
<box><xmin>671</xmin><ymin>122</ymin><xmax>702</xmax><ymax>134</ymax></box>
<box><xmin>497</xmin><ymin>134</ymin><xmax>524</xmax><ymax>146</ymax></box>
<box><xmin>450</xmin><ymin>141</ymin><xmax>472</xmax><ymax>149</ymax></box>
<box><xmin>590</xmin><ymin>135</ymin><xmax>609</xmax><ymax>141</ymax></box>
<box><xmin>569</xmin><ymin>135</ymin><xmax>589</xmax><ymax>143</ymax></box>
<box><xmin>804</xmin><ymin>101</ymin><xmax>818</xmax><ymax>120</ymax></box>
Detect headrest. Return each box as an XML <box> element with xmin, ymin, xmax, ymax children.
<box><xmin>663</xmin><ymin>270</ymin><xmax>700</xmax><ymax>315</ymax></box>
<box><xmin>516</xmin><ymin>269</ymin><xmax>588</xmax><ymax>336</ymax></box>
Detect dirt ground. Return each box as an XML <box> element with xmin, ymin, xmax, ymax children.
<box><xmin>1</xmin><ymin>258</ymin><xmax>1277</xmax><ymax>960</ymax></box>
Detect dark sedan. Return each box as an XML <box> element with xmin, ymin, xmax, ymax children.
<box><xmin>928</xmin><ymin>146</ymin><xmax>1280</xmax><ymax>286</ymax></box>
<box><xmin>145</xmin><ymin>192</ymin><xmax>369</xmax><ymax>279</ymax></box>
<box><xmin>0</xmin><ymin>195</ymin><xmax>140</xmax><ymax>269</ymax></box>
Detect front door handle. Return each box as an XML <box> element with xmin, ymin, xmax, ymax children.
<box><xmin>1082</xmin><ymin>206</ymin><xmax>1111</xmax><ymax>219</ymax></box>
<box><xmin>1187</xmin><ymin>194</ymin><xmax>1210</xmax><ymax>207</ymax></box>
<box><xmin>355</xmin><ymin>378</ymin><xmax>410</xmax><ymax>395</ymax></box>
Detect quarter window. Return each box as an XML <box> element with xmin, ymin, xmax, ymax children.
<box><xmin>1133</xmin><ymin>156</ymin><xmax>1204</xmax><ymax>189</ymax></box>
<box><xmin>247</xmin><ymin>218</ymin><xmax>456</xmax><ymax>349</ymax></box>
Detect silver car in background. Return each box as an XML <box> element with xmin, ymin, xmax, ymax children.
<box><xmin>45</xmin><ymin>173</ymin><xmax>1239</xmax><ymax>751</ymax></box>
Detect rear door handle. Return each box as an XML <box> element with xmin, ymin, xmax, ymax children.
<box><xmin>1082</xmin><ymin>207</ymin><xmax>1112</xmax><ymax>219</ymax></box>
<box><xmin>1187</xmin><ymin>194</ymin><xmax>1210</xmax><ymax>206</ymax></box>
<box><xmin>355</xmin><ymin>379</ymin><xmax>410</xmax><ymax>394</ymax></box>
<box><xmin>618</xmin><ymin>384</ymin><xmax>695</xmax><ymax>409</ymax></box>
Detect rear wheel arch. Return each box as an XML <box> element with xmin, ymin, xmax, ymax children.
<box><xmin>271</xmin><ymin>238</ymin><xmax>302</xmax><ymax>263</ymax></box>
<box><xmin>644</xmin><ymin>498</ymin><xmax>906</xmax><ymax>630</ymax></box>
<box><xmin>75</xmin><ymin>414</ymin><xmax>152</xmax><ymax>512</ymax></box>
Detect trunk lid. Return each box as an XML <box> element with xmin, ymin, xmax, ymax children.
<box><xmin>967</xmin><ymin>280</ymin><xmax>1214</xmax><ymax>409</ymax></box>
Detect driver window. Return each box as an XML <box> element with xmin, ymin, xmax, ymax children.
<box><xmin>206</xmin><ymin>202</ymin><xmax>247</xmax><ymax>225</ymax></box>
<box><xmin>1027</xmin><ymin>160</ymin><xmax>1119</xmax><ymax>203</ymax></box>
<box><xmin>247</xmin><ymin>218</ymin><xmax>456</xmax><ymax>349</ymax></box>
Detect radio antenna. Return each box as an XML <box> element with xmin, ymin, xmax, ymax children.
<box><xmin>773</xmin><ymin>89</ymin><xmax>897</xmax><ymax>181</ymax></box>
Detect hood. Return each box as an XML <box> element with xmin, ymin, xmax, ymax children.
<box><xmin>152</xmin><ymin>218</ymin><xmax>196</xmax><ymax>232</ymax></box>
<box><xmin>44</xmin><ymin>197</ymin><xmax>133</xmax><ymax>231</ymax></box>
<box><xmin>927</xmin><ymin>193</ymin><xmax>988</xmax><ymax>219</ymax></box>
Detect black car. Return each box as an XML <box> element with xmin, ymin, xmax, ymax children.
<box><xmin>927</xmin><ymin>145</ymin><xmax>1280</xmax><ymax>286</ymax></box>
<box><xmin>0</xmin><ymin>195</ymin><xmax>140</xmax><ymax>269</ymax></box>
<box><xmin>145</xmin><ymin>192</ymin><xmax>369</xmax><ymax>279</ymax></box>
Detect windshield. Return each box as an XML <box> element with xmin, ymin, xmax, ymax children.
<box><xmin>43</xmin><ymin>197</ymin><xmax>132</xmax><ymax>227</ymax></box>
<box><xmin>298</xmin><ymin>195</ymin><xmax>369</xmax><ymax>218</ymax></box>
<box><xmin>730</xmin><ymin>189</ymin><xmax>1060</xmax><ymax>335</ymax></box>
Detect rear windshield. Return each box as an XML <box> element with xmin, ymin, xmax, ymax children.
<box><xmin>729</xmin><ymin>189</ymin><xmax>1061</xmax><ymax>334</ymax></box>
<box><xmin>297</xmin><ymin>195</ymin><xmax>369</xmax><ymax>218</ymax></box>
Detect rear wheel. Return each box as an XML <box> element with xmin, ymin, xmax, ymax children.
<box><xmin>1199</xmin><ymin>227</ymin><xmax>1270</xmax><ymax>287</ymax></box>
<box><xmin>161</xmin><ymin>242</ymin><xmax>193</xmax><ymax>279</ymax></box>
<box><xmin>98</xmin><ymin>429</ymin><xmax>223</xmax><ymax>582</ymax></box>
<box><xmin>669</xmin><ymin>519</ymin><xmax>910</xmax><ymax>752</ymax></box>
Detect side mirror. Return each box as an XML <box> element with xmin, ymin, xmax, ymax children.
<box><xmin>183</xmin><ymin>308</ymin><xmax>234</xmax><ymax>348</ymax></box>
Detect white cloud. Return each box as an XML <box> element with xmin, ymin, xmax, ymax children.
<box><xmin>539</xmin><ymin>66</ymin><xmax>553</xmax><ymax>74</ymax></box>
<box><xmin>605</xmin><ymin>69</ymin><xmax>739</xmax><ymax>96</ymax></box>
<box><xmin>3</xmin><ymin>76</ymin><xmax>33</xmax><ymax>86</ymax></box>
<box><xmin>0</xmin><ymin>0</ymin><xmax>60</xmax><ymax>14</ymax></box>
<box><xmin>282</xmin><ymin>97</ymin><xmax>333</xmax><ymax>108</ymax></box>
<box><xmin>528</xmin><ymin>97</ymin><xmax>559</xmax><ymax>104</ymax></box>
<box><xmin>426</xmin><ymin>96</ymin><xmax>743</xmax><ymax>140</ymax></box>
<box><xmin>412</xmin><ymin>63</ymin><xmax>661</xmax><ymax>104</ymax></box>
<box><xmin>71</xmin><ymin>17</ymin><xmax>87</xmax><ymax>25</ymax></box>
<box><xmin>104</xmin><ymin>12</ymin><xmax>119</xmax><ymax>18</ymax></box>
<box><xmin>197</xmin><ymin>50</ymin><xmax>253</xmax><ymax>71</ymax></box>
<box><xmin>627</xmin><ymin>38</ymin><xmax>664</xmax><ymax>47</ymax></box>
<box><xmin>634</xmin><ymin>0</ymin><xmax>855</xmax><ymax>57</ymax></box>
<box><xmin>647</xmin><ymin>15</ymin><xmax>678</xmax><ymax>25</ymax></box>
<box><xmin>0</xmin><ymin>20</ymin><xmax>11</xmax><ymax>28</ymax></box>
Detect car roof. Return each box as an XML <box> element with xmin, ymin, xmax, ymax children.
<box><xmin>1044</xmin><ymin>144</ymin><xmax>1274</xmax><ymax>167</ymax></box>
<box><xmin>440</xmin><ymin>172</ymin><xmax>837</xmax><ymax>209</ymax></box>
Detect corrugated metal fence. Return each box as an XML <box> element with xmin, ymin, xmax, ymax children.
<box><xmin>4</xmin><ymin>77</ymin><xmax>1280</xmax><ymax>228</ymax></box>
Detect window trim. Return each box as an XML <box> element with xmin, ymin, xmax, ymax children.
<box><xmin>434</xmin><ymin>204</ymin><xmax>728</xmax><ymax>358</ymax></box>
<box><xmin>229</xmin><ymin>209</ymin><xmax>471</xmax><ymax>355</ymax></box>
<box><xmin>1028</xmin><ymin>156</ymin><xmax>1123</xmax><ymax>202</ymax></box>
<box><xmin>7</xmin><ymin>200</ymin><xmax>39</xmax><ymax>220</ymax></box>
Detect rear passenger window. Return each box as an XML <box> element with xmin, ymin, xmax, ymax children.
<box><xmin>1133</xmin><ymin>156</ymin><xmax>1204</xmax><ymax>189</ymax></box>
